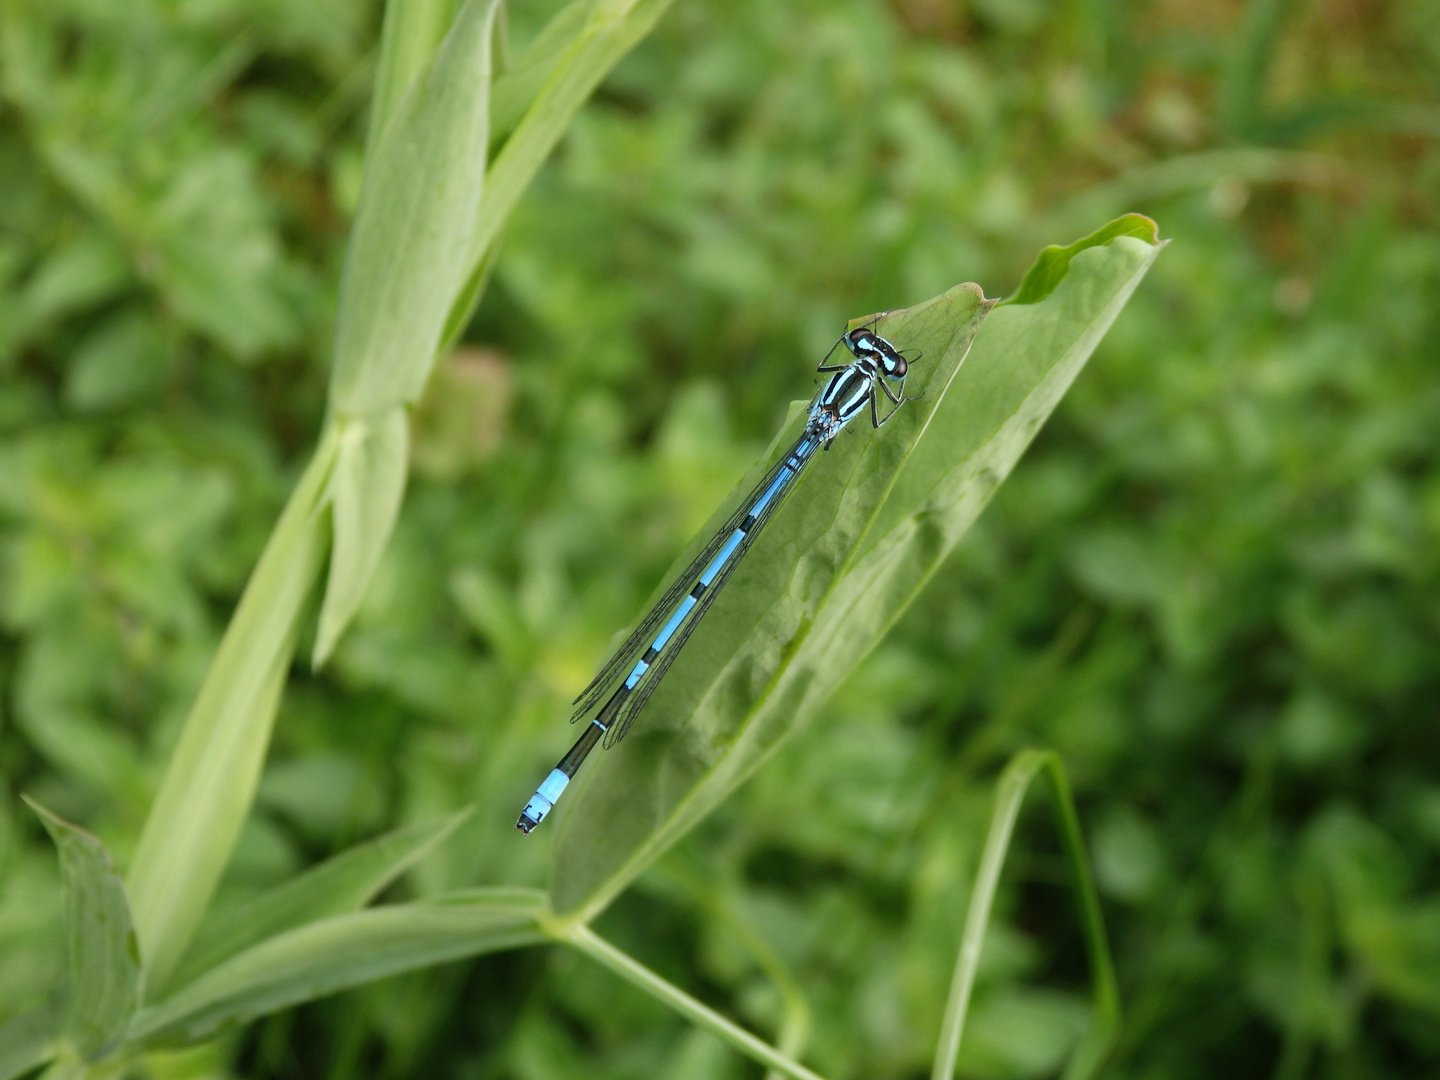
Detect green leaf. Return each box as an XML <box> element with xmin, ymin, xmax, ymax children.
<box><xmin>125</xmin><ymin>426</ymin><xmax>339</xmax><ymax>994</ymax></box>
<box><xmin>366</xmin><ymin>0</ymin><xmax>460</xmax><ymax>155</ymax></box>
<box><xmin>546</xmin><ymin>283</ymin><xmax>990</xmax><ymax>914</ymax></box>
<box><xmin>442</xmin><ymin>0</ymin><xmax>678</xmax><ymax>344</ymax></box>
<box><xmin>0</xmin><ymin>999</ymin><xmax>62</xmax><ymax>1080</ymax></box>
<box><xmin>1005</xmin><ymin>214</ymin><xmax>1158</xmax><ymax>306</ymax></box>
<box><xmin>487</xmin><ymin>0</ymin><xmax>591</xmax><ymax>143</ymax></box>
<box><xmin>24</xmin><ymin>798</ymin><xmax>140</xmax><ymax>1061</ymax></box>
<box><xmin>168</xmin><ymin>808</ymin><xmax>472</xmax><ymax>992</ymax></box>
<box><xmin>550</xmin><ymin>220</ymin><xmax>1164</xmax><ymax>921</ymax></box>
<box><xmin>313</xmin><ymin>408</ymin><xmax>409</xmax><ymax>665</ymax></box>
<box><xmin>21</xmin><ymin>233</ymin><xmax>130</xmax><ymax>325</ymax></box>
<box><xmin>329</xmin><ymin>0</ymin><xmax>499</xmax><ymax>416</ymax></box>
<box><xmin>129</xmin><ymin>889</ymin><xmax>547</xmax><ymax>1046</ymax></box>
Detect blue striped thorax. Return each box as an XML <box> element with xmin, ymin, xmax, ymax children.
<box><xmin>847</xmin><ymin>327</ymin><xmax>908</xmax><ymax>381</ymax></box>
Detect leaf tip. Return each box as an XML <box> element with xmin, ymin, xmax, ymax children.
<box><xmin>23</xmin><ymin>793</ymin><xmax>70</xmax><ymax>838</ymax></box>
<box><xmin>311</xmin><ymin>620</ymin><xmax>339</xmax><ymax>670</ymax></box>
<box><xmin>1004</xmin><ymin>214</ymin><xmax>1164</xmax><ymax>307</ymax></box>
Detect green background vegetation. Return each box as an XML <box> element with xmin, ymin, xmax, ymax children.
<box><xmin>1</xmin><ymin>0</ymin><xmax>1438</xmax><ymax>1077</ymax></box>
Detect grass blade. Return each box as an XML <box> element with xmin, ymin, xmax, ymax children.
<box><xmin>1219</xmin><ymin>0</ymin><xmax>1289</xmax><ymax>139</ymax></box>
<box><xmin>550</xmin><ymin>219</ymin><xmax>1163</xmax><ymax>922</ymax></box>
<box><xmin>24</xmin><ymin>798</ymin><xmax>139</xmax><ymax>1061</ymax></box>
<box><xmin>932</xmin><ymin>750</ymin><xmax>1119</xmax><ymax>1080</ymax></box>
<box><xmin>125</xmin><ymin>425</ymin><xmax>338</xmax><ymax>994</ymax></box>
<box><xmin>130</xmin><ymin>889</ymin><xmax>546</xmax><ymax>1046</ymax></box>
<box><xmin>167</xmin><ymin>808</ymin><xmax>472</xmax><ymax>992</ymax></box>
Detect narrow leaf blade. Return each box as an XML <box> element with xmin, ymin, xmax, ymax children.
<box><xmin>169</xmin><ymin>808</ymin><xmax>472</xmax><ymax>990</ymax></box>
<box><xmin>442</xmin><ymin>0</ymin><xmax>677</xmax><ymax>343</ymax></box>
<box><xmin>313</xmin><ymin>407</ymin><xmax>409</xmax><ymax>665</ymax></box>
<box><xmin>367</xmin><ymin>0</ymin><xmax>460</xmax><ymax>153</ymax></box>
<box><xmin>488</xmin><ymin>0</ymin><xmax>591</xmax><ymax>142</ymax></box>
<box><xmin>932</xmin><ymin>750</ymin><xmax>1119</xmax><ymax>1080</ymax></box>
<box><xmin>130</xmin><ymin>889</ymin><xmax>547</xmax><ymax>1046</ymax></box>
<box><xmin>125</xmin><ymin>428</ymin><xmax>337</xmax><ymax>994</ymax></box>
<box><xmin>25</xmin><ymin>798</ymin><xmax>140</xmax><ymax>1061</ymax></box>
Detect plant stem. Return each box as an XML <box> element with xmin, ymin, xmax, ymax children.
<box><xmin>931</xmin><ymin>749</ymin><xmax>1120</xmax><ymax>1080</ymax></box>
<box><xmin>560</xmin><ymin>923</ymin><xmax>829</xmax><ymax>1080</ymax></box>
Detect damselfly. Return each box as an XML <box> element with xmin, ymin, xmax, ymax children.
<box><xmin>517</xmin><ymin>317</ymin><xmax>920</xmax><ymax>833</ymax></box>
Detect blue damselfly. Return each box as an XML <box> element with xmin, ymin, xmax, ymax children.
<box><xmin>517</xmin><ymin>317</ymin><xmax>920</xmax><ymax>833</ymax></box>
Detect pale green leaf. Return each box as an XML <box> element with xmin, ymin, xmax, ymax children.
<box><xmin>25</xmin><ymin>798</ymin><xmax>140</xmax><ymax>1061</ymax></box>
<box><xmin>0</xmin><ymin>999</ymin><xmax>61</xmax><ymax>1080</ymax></box>
<box><xmin>169</xmin><ymin>808</ymin><xmax>472</xmax><ymax>991</ymax></box>
<box><xmin>330</xmin><ymin>0</ymin><xmax>499</xmax><ymax>416</ymax></box>
<box><xmin>488</xmin><ymin>0</ymin><xmax>590</xmax><ymax>143</ymax></box>
<box><xmin>130</xmin><ymin>889</ymin><xmax>547</xmax><ymax>1046</ymax></box>
<box><xmin>442</xmin><ymin>0</ymin><xmax>678</xmax><ymax>344</ymax></box>
<box><xmin>366</xmin><ymin>0</ymin><xmax>460</xmax><ymax>154</ymax></box>
<box><xmin>550</xmin><ymin>220</ymin><xmax>1165</xmax><ymax>921</ymax></box>
<box><xmin>313</xmin><ymin>408</ymin><xmax>409</xmax><ymax>665</ymax></box>
<box><xmin>126</xmin><ymin>426</ymin><xmax>339</xmax><ymax>994</ymax></box>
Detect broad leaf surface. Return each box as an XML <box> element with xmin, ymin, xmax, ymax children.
<box><xmin>130</xmin><ymin>889</ymin><xmax>547</xmax><ymax>1046</ymax></box>
<box><xmin>26</xmin><ymin>798</ymin><xmax>139</xmax><ymax>1061</ymax></box>
<box><xmin>552</xmin><ymin>220</ymin><xmax>1164</xmax><ymax>920</ymax></box>
<box><xmin>168</xmin><ymin>808</ymin><xmax>470</xmax><ymax>991</ymax></box>
<box><xmin>329</xmin><ymin>0</ymin><xmax>498</xmax><ymax>415</ymax></box>
<box><xmin>550</xmin><ymin>283</ymin><xmax>993</xmax><ymax>917</ymax></box>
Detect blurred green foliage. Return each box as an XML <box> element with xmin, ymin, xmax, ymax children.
<box><xmin>1</xmin><ymin>0</ymin><xmax>1438</xmax><ymax>1077</ymax></box>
